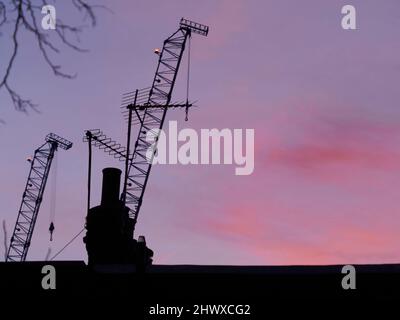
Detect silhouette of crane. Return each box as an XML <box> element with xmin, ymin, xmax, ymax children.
<box><xmin>6</xmin><ymin>133</ymin><xmax>72</xmax><ymax>262</ymax></box>
<box><xmin>85</xmin><ymin>18</ymin><xmax>209</xmax><ymax>235</ymax></box>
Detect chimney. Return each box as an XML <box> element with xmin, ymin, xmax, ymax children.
<box><xmin>84</xmin><ymin>167</ymin><xmax>153</xmax><ymax>268</ymax></box>
<box><xmin>101</xmin><ymin>167</ymin><xmax>121</xmax><ymax>206</ymax></box>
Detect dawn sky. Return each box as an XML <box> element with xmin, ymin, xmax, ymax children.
<box><xmin>1</xmin><ymin>0</ymin><xmax>400</xmax><ymax>265</ymax></box>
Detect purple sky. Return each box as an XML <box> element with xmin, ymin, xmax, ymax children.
<box><xmin>1</xmin><ymin>0</ymin><xmax>400</xmax><ymax>265</ymax></box>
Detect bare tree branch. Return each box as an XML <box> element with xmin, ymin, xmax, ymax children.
<box><xmin>55</xmin><ymin>19</ymin><xmax>88</xmax><ymax>52</ymax></box>
<box><xmin>0</xmin><ymin>2</ymin><xmax>6</xmax><ymax>28</ymax></box>
<box><xmin>24</xmin><ymin>1</ymin><xmax>75</xmax><ymax>79</ymax></box>
<box><xmin>0</xmin><ymin>1</ymin><xmax>35</xmax><ymax>112</ymax></box>
<box><xmin>73</xmin><ymin>0</ymin><xmax>96</xmax><ymax>27</ymax></box>
<box><xmin>0</xmin><ymin>0</ymin><xmax>101</xmax><ymax>115</ymax></box>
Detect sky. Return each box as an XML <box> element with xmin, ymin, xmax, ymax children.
<box><xmin>1</xmin><ymin>0</ymin><xmax>400</xmax><ymax>265</ymax></box>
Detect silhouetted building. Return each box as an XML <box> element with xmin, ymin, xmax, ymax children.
<box><xmin>83</xmin><ymin>167</ymin><xmax>153</xmax><ymax>269</ymax></box>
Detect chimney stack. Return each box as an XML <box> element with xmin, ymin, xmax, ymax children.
<box><xmin>101</xmin><ymin>167</ymin><xmax>121</xmax><ymax>206</ymax></box>
<box><xmin>84</xmin><ymin>167</ymin><xmax>153</xmax><ymax>269</ymax></box>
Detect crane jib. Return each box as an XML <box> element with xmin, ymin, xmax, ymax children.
<box><xmin>6</xmin><ymin>134</ymin><xmax>72</xmax><ymax>262</ymax></box>
<box><xmin>124</xmin><ymin>19</ymin><xmax>209</xmax><ymax>233</ymax></box>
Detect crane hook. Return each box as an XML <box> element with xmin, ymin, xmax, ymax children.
<box><xmin>49</xmin><ymin>222</ymin><xmax>55</xmax><ymax>241</ymax></box>
<box><xmin>185</xmin><ymin>100</ymin><xmax>189</xmax><ymax>121</ymax></box>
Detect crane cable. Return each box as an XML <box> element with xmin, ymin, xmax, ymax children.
<box><xmin>49</xmin><ymin>151</ymin><xmax>57</xmax><ymax>241</ymax></box>
<box><xmin>48</xmin><ymin>136</ymin><xmax>92</xmax><ymax>261</ymax></box>
<box><xmin>185</xmin><ymin>34</ymin><xmax>191</xmax><ymax>121</ymax></box>
<box><xmin>49</xmin><ymin>228</ymin><xmax>85</xmax><ymax>261</ymax></box>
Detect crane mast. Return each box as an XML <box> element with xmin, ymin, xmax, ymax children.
<box><xmin>123</xmin><ymin>18</ymin><xmax>209</xmax><ymax>231</ymax></box>
<box><xmin>84</xmin><ymin>19</ymin><xmax>208</xmax><ymax>235</ymax></box>
<box><xmin>6</xmin><ymin>133</ymin><xmax>72</xmax><ymax>262</ymax></box>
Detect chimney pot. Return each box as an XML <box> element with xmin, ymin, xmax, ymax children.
<box><xmin>101</xmin><ymin>167</ymin><xmax>121</xmax><ymax>206</ymax></box>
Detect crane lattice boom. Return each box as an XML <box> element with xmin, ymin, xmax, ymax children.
<box><xmin>83</xmin><ymin>19</ymin><xmax>208</xmax><ymax>235</ymax></box>
<box><xmin>6</xmin><ymin>133</ymin><xmax>72</xmax><ymax>262</ymax></box>
<box><xmin>123</xmin><ymin>18</ymin><xmax>208</xmax><ymax>230</ymax></box>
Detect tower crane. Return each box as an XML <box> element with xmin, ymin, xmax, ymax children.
<box><xmin>6</xmin><ymin>133</ymin><xmax>73</xmax><ymax>262</ymax></box>
<box><xmin>85</xmin><ymin>18</ymin><xmax>209</xmax><ymax>235</ymax></box>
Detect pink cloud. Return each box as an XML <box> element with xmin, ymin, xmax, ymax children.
<box><xmin>182</xmin><ymin>96</ymin><xmax>400</xmax><ymax>265</ymax></box>
<box><xmin>198</xmin><ymin>200</ymin><xmax>400</xmax><ymax>265</ymax></box>
<box><xmin>268</xmin><ymin>144</ymin><xmax>400</xmax><ymax>171</ymax></box>
<box><xmin>257</xmin><ymin>97</ymin><xmax>400</xmax><ymax>179</ymax></box>
<box><xmin>204</xmin><ymin>204</ymin><xmax>265</xmax><ymax>241</ymax></box>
